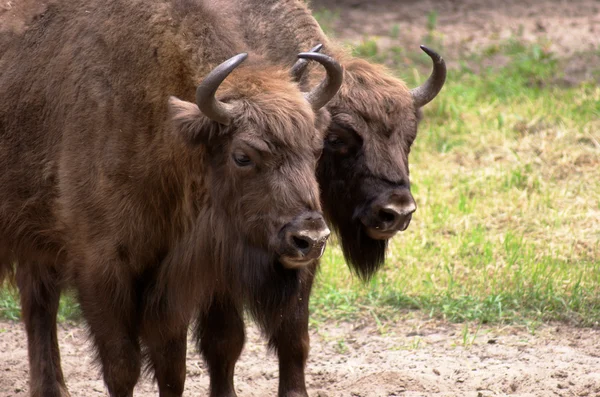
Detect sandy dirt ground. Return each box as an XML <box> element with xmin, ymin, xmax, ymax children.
<box><xmin>2</xmin><ymin>0</ymin><xmax>600</xmax><ymax>396</ymax></box>
<box><xmin>312</xmin><ymin>0</ymin><xmax>600</xmax><ymax>84</ymax></box>
<box><xmin>2</xmin><ymin>317</ymin><xmax>600</xmax><ymax>397</ymax></box>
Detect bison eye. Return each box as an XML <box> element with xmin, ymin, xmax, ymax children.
<box><xmin>325</xmin><ymin>133</ymin><xmax>346</xmax><ymax>149</ymax></box>
<box><xmin>325</xmin><ymin>123</ymin><xmax>361</xmax><ymax>154</ymax></box>
<box><xmin>232</xmin><ymin>151</ymin><xmax>253</xmax><ymax>167</ymax></box>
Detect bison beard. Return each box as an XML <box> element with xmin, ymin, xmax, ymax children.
<box><xmin>317</xmin><ymin>153</ymin><xmax>388</xmax><ymax>281</ymax></box>
<box><xmin>336</xmin><ymin>220</ymin><xmax>387</xmax><ymax>281</ymax></box>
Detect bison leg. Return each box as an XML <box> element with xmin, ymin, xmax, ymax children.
<box><xmin>141</xmin><ymin>315</ymin><xmax>188</xmax><ymax>397</ymax></box>
<box><xmin>195</xmin><ymin>298</ymin><xmax>245</xmax><ymax>397</ymax></box>
<box><xmin>16</xmin><ymin>264</ymin><xmax>70</xmax><ymax>397</ymax></box>
<box><xmin>76</xmin><ymin>279</ymin><xmax>141</xmax><ymax>397</ymax></box>
<box><xmin>268</xmin><ymin>276</ymin><xmax>314</xmax><ymax>397</ymax></box>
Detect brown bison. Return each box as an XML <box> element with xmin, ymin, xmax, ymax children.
<box><xmin>0</xmin><ymin>0</ymin><xmax>343</xmax><ymax>396</ymax></box>
<box><xmin>221</xmin><ymin>0</ymin><xmax>447</xmax><ymax>278</ymax></box>
<box><xmin>185</xmin><ymin>1</ymin><xmax>447</xmax><ymax>396</ymax></box>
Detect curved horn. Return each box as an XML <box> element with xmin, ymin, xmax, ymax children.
<box><xmin>297</xmin><ymin>52</ymin><xmax>343</xmax><ymax>111</ymax></box>
<box><xmin>410</xmin><ymin>45</ymin><xmax>447</xmax><ymax>108</ymax></box>
<box><xmin>196</xmin><ymin>53</ymin><xmax>248</xmax><ymax>125</ymax></box>
<box><xmin>290</xmin><ymin>43</ymin><xmax>323</xmax><ymax>82</ymax></box>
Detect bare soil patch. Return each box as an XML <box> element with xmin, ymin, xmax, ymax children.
<box><xmin>312</xmin><ymin>0</ymin><xmax>600</xmax><ymax>58</ymax></box>
<box><xmin>2</xmin><ymin>318</ymin><xmax>600</xmax><ymax>396</ymax></box>
<box><xmin>312</xmin><ymin>0</ymin><xmax>600</xmax><ymax>83</ymax></box>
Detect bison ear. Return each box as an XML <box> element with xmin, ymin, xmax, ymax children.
<box><xmin>168</xmin><ymin>96</ymin><xmax>219</xmax><ymax>146</ymax></box>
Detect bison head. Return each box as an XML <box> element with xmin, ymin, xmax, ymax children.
<box><xmin>297</xmin><ymin>46</ymin><xmax>446</xmax><ymax>280</ymax></box>
<box><xmin>169</xmin><ymin>52</ymin><xmax>343</xmax><ymax>270</ymax></box>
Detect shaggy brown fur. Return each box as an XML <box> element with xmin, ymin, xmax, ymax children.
<box><xmin>216</xmin><ymin>0</ymin><xmax>431</xmax><ymax>279</ymax></box>
<box><xmin>0</xmin><ymin>0</ymin><xmax>334</xmax><ymax>396</ymax></box>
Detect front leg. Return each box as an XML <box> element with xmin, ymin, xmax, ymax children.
<box><xmin>16</xmin><ymin>264</ymin><xmax>70</xmax><ymax>397</ymax></box>
<box><xmin>268</xmin><ymin>271</ymin><xmax>315</xmax><ymax>397</ymax></box>
<box><xmin>75</xmin><ymin>271</ymin><xmax>141</xmax><ymax>397</ymax></box>
<box><xmin>195</xmin><ymin>297</ymin><xmax>245</xmax><ymax>397</ymax></box>
<box><xmin>270</xmin><ymin>315</ymin><xmax>310</xmax><ymax>397</ymax></box>
<box><xmin>141</xmin><ymin>317</ymin><xmax>188</xmax><ymax>397</ymax></box>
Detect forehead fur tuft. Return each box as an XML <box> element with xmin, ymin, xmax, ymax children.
<box><xmin>220</xmin><ymin>66</ymin><xmax>323</xmax><ymax>148</ymax></box>
<box><xmin>320</xmin><ymin>58</ymin><xmax>417</xmax><ymax>139</ymax></box>
<box><xmin>341</xmin><ymin>58</ymin><xmax>412</xmax><ymax>112</ymax></box>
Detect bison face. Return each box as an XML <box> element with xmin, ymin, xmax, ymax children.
<box><xmin>207</xmin><ymin>119</ymin><xmax>332</xmax><ymax>270</ymax></box>
<box><xmin>321</xmin><ymin>112</ymin><xmax>418</xmax><ymax>238</ymax></box>
<box><xmin>168</xmin><ymin>75</ymin><xmax>332</xmax><ymax>270</ymax></box>
<box><xmin>316</xmin><ymin>103</ymin><xmax>418</xmax><ymax>280</ymax></box>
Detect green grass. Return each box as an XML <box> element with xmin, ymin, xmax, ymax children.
<box><xmin>0</xmin><ymin>287</ymin><xmax>81</xmax><ymax>322</ymax></box>
<box><xmin>311</xmin><ymin>39</ymin><xmax>600</xmax><ymax>327</ymax></box>
<box><xmin>2</xmin><ymin>38</ymin><xmax>599</xmax><ymax>327</ymax></box>
<box><xmin>0</xmin><ymin>288</ymin><xmax>20</xmax><ymax>321</ymax></box>
<box><xmin>311</xmin><ymin>7</ymin><xmax>339</xmax><ymax>37</ymax></box>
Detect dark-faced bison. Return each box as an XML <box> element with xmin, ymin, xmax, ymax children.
<box><xmin>0</xmin><ymin>0</ymin><xmax>344</xmax><ymax>396</ymax></box>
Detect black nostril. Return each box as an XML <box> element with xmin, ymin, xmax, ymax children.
<box><xmin>292</xmin><ymin>236</ymin><xmax>311</xmax><ymax>251</ymax></box>
<box><xmin>378</xmin><ymin>208</ymin><xmax>397</xmax><ymax>223</ymax></box>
